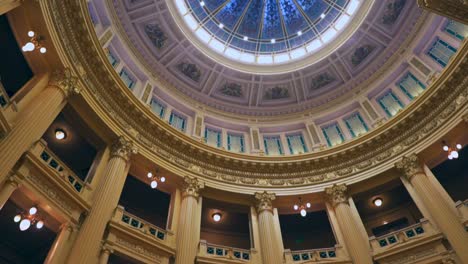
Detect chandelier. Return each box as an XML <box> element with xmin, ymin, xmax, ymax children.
<box><xmin>293</xmin><ymin>197</ymin><xmax>311</xmax><ymax>217</ymax></box>
<box><xmin>13</xmin><ymin>206</ymin><xmax>44</xmax><ymax>231</ymax></box>
<box><xmin>442</xmin><ymin>141</ymin><xmax>462</xmax><ymax>160</ymax></box>
<box><xmin>147</xmin><ymin>170</ymin><xmax>166</xmax><ymax>189</ymax></box>
<box><xmin>22</xmin><ymin>31</ymin><xmax>47</xmax><ymax>54</ymax></box>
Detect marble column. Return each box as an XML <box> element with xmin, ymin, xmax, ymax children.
<box><xmin>325</xmin><ymin>184</ymin><xmax>373</xmax><ymax>264</ymax></box>
<box><xmin>254</xmin><ymin>191</ymin><xmax>283</xmax><ymax>264</ymax></box>
<box><xmin>416</xmin><ymin>0</ymin><xmax>468</xmax><ymax>24</ymax></box>
<box><xmin>396</xmin><ymin>154</ymin><xmax>468</xmax><ymax>262</ymax></box>
<box><xmin>0</xmin><ymin>0</ymin><xmax>22</xmax><ymax>15</ymax></box>
<box><xmin>0</xmin><ymin>174</ymin><xmax>21</xmax><ymax>210</ymax></box>
<box><xmin>0</xmin><ymin>69</ymin><xmax>79</xmax><ymax>185</ymax></box>
<box><xmin>175</xmin><ymin>176</ymin><xmax>204</xmax><ymax>264</ymax></box>
<box><xmin>98</xmin><ymin>245</ymin><xmax>113</xmax><ymax>264</ymax></box>
<box><xmin>44</xmin><ymin>223</ymin><xmax>75</xmax><ymax>264</ymax></box>
<box><xmin>67</xmin><ymin>137</ymin><xmax>136</xmax><ymax>264</ymax></box>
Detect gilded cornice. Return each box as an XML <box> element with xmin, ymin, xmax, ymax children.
<box><xmin>42</xmin><ymin>0</ymin><xmax>468</xmax><ymax>192</ymax></box>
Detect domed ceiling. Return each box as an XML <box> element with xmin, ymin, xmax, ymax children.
<box><xmin>111</xmin><ymin>0</ymin><xmax>419</xmax><ymax>117</ymax></box>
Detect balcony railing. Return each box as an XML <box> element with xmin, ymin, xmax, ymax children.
<box><xmin>0</xmin><ymin>80</ymin><xmax>9</xmax><ymax>108</ymax></box>
<box><xmin>198</xmin><ymin>240</ymin><xmax>252</xmax><ymax>262</ymax></box>
<box><xmin>113</xmin><ymin>206</ymin><xmax>174</xmax><ymax>244</ymax></box>
<box><xmin>284</xmin><ymin>245</ymin><xmax>348</xmax><ymax>263</ymax></box>
<box><xmin>369</xmin><ymin>218</ymin><xmax>438</xmax><ymax>255</ymax></box>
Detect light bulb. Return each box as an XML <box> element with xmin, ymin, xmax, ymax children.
<box><xmin>306</xmin><ymin>202</ymin><xmax>311</xmax><ymax>208</ymax></box>
<box><xmin>29</xmin><ymin>206</ymin><xmax>38</xmax><ymax>215</ymax></box>
<box><xmin>19</xmin><ymin>219</ymin><xmax>31</xmax><ymax>231</ymax></box>
<box><xmin>36</xmin><ymin>220</ymin><xmax>44</xmax><ymax>229</ymax></box>
<box><xmin>212</xmin><ymin>213</ymin><xmax>221</xmax><ymax>222</ymax></box>
<box><xmin>28</xmin><ymin>31</ymin><xmax>35</xmax><ymax>37</ymax></box>
<box><xmin>22</xmin><ymin>42</ymin><xmax>35</xmax><ymax>52</ymax></box>
<box><xmin>451</xmin><ymin>150</ymin><xmax>459</xmax><ymax>159</ymax></box>
<box><xmin>14</xmin><ymin>215</ymin><xmax>21</xmax><ymax>223</ymax></box>
<box><xmin>147</xmin><ymin>172</ymin><xmax>153</xmax><ymax>178</ymax></box>
<box><xmin>160</xmin><ymin>176</ymin><xmax>166</xmax><ymax>183</ymax></box>
<box><xmin>373</xmin><ymin>198</ymin><xmax>383</xmax><ymax>207</ymax></box>
<box><xmin>300</xmin><ymin>209</ymin><xmax>307</xmax><ymax>217</ymax></box>
<box><xmin>150</xmin><ymin>180</ymin><xmax>158</xmax><ymax>189</ymax></box>
<box><xmin>448</xmin><ymin>154</ymin><xmax>453</xmax><ymax>160</ymax></box>
<box><xmin>40</xmin><ymin>47</ymin><xmax>47</xmax><ymax>54</ymax></box>
<box><xmin>55</xmin><ymin>129</ymin><xmax>66</xmax><ymax>140</ymax></box>
<box><xmin>443</xmin><ymin>145</ymin><xmax>449</xmax><ymax>151</ymax></box>
<box><xmin>293</xmin><ymin>204</ymin><xmax>298</xmax><ymax>210</ymax></box>
<box><xmin>456</xmin><ymin>144</ymin><xmax>462</xmax><ymax>150</ymax></box>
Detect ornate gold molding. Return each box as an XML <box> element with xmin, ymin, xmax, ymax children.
<box><xmin>395</xmin><ymin>154</ymin><xmax>424</xmax><ymax>181</ymax></box>
<box><xmin>254</xmin><ymin>191</ymin><xmax>276</xmax><ymax>213</ymax></box>
<box><xmin>325</xmin><ymin>184</ymin><xmax>348</xmax><ymax>207</ymax></box>
<box><xmin>49</xmin><ymin>68</ymin><xmax>80</xmax><ymax>97</ymax></box>
<box><xmin>110</xmin><ymin>136</ymin><xmax>137</xmax><ymax>162</ymax></box>
<box><xmin>417</xmin><ymin>0</ymin><xmax>468</xmax><ymax>24</ymax></box>
<box><xmin>40</xmin><ymin>0</ymin><xmax>468</xmax><ymax>191</ymax></box>
<box><xmin>182</xmin><ymin>176</ymin><xmax>204</xmax><ymax>198</ymax></box>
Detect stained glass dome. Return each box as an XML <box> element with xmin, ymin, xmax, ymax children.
<box><xmin>174</xmin><ymin>0</ymin><xmax>363</xmax><ymax>66</ymax></box>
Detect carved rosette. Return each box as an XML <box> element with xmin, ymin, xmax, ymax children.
<box><xmin>49</xmin><ymin>68</ymin><xmax>80</xmax><ymax>97</ymax></box>
<box><xmin>110</xmin><ymin>136</ymin><xmax>137</xmax><ymax>162</ymax></box>
<box><xmin>182</xmin><ymin>176</ymin><xmax>204</xmax><ymax>198</ymax></box>
<box><xmin>395</xmin><ymin>154</ymin><xmax>424</xmax><ymax>180</ymax></box>
<box><xmin>254</xmin><ymin>191</ymin><xmax>276</xmax><ymax>213</ymax></box>
<box><xmin>325</xmin><ymin>184</ymin><xmax>349</xmax><ymax>207</ymax></box>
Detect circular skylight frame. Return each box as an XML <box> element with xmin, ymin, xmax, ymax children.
<box><xmin>168</xmin><ymin>0</ymin><xmax>374</xmax><ymax>74</ymax></box>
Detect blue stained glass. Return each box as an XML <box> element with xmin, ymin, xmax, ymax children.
<box><xmin>280</xmin><ymin>0</ymin><xmax>309</xmax><ymax>36</ymax></box>
<box><xmin>215</xmin><ymin>0</ymin><xmax>250</xmax><ymax>30</ymax></box>
<box><xmin>204</xmin><ymin>0</ymin><xmax>226</xmax><ymax>12</ymax></box>
<box><xmin>237</xmin><ymin>0</ymin><xmax>264</xmax><ymax>39</ymax></box>
<box><xmin>262</xmin><ymin>0</ymin><xmax>285</xmax><ymax>40</ymax></box>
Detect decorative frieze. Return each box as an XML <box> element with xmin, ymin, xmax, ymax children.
<box><xmin>254</xmin><ymin>191</ymin><xmax>276</xmax><ymax>213</ymax></box>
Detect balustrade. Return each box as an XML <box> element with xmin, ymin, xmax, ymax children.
<box><xmin>284</xmin><ymin>245</ymin><xmax>349</xmax><ymax>263</ymax></box>
<box><xmin>198</xmin><ymin>240</ymin><xmax>253</xmax><ymax>262</ymax></box>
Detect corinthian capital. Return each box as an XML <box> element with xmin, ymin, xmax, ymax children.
<box><xmin>110</xmin><ymin>136</ymin><xmax>137</xmax><ymax>162</ymax></box>
<box><xmin>254</xmin><ymin>191</ymin><xmax>276</xmax><ymax>213</ymax></box>
<box><xmin>325</xmin><ymin>184</ymin><xmax>348</xmax><ymax>207</ymax></box>
<box><xmin>395</xmin><ymin>154</ymin><xmax>424</xmax><ymax>180</ymax></box>
<box><xmin>49</xmin><ymin>68</ymin><xmax>80</xmax><ymax>97</ymax></box>
<box><xmin>182</xmin><ymin>176</ymin><xmax>204</xmax><ymax>198</ymax></box>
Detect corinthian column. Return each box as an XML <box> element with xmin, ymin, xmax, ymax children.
<box><xmin>325</xmin><ymin>184</ymin><xmax>373</xmax><ymax>264</ymax></box>
<box><xmin>44</xmin><ymin>223</ymin><xmax>76</xmax><ymax>264</ymax></box>
<box><xmin>175</xmin><ymin>176</ymin><xmax>204</xmax><ymax>264</ymax></box>
<box><xmin>254</xmin><ymin>191</ymin><xmax>283</xmax><ymax>264</ymax></box>
<box><xmin>0</xmin><ymin>69</ymin><xmax>79</xmax><ymax>184</ymax></box>
<box><xmin>396</xmin><ymin>155</ymin><xmax>468</xmax><ymax>262</ymax></box>
<box><xmin>67</xmin><ymin>137</ymin><xmax>136</xmax><ymax>264</ymax></box>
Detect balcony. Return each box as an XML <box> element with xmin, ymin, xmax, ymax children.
<box><xmin>197</xmin><ymin>240</ymin><xmax>259</xmax><ymax>264</ymax></box>
<box><xmin>284</xmin><ymin>245</ymin><xmax>351</xmax><ymax>264</ymax></box>
<box><xmin>106</xmin><ymin>206</ymin><xmax>175</xmax><ymax>263</ymax></box>
<box><xmin>370</xmin><ymin>219</ymin><xmax>449</xmax><ymax>263</ymax></box>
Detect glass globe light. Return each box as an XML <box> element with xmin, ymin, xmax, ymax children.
<box><xmin>373</xmin><ymin>198</ymin><xmax>383</xmax><ymax>207</ymax></box>
<box><xmin>212</xmin><ymin>213</ymin><xmax>221</xmax><ymax>222</ymax></box>
<box><xmin>39</xmin><ymin>47</ymin><xmax>47</xmax><ymax>54</ymax></box>
<box><xmin>150</xmin><ymin>180</ymin><xmax>158</xmax><ymax>189</ymax></box>
<box><xmin>160</xmin><ymin>176</ymin><xmax>166</xmax><ymax>183</ymax></box>
<box><xmin>306</xmin><ymin>202</ymin><xmax>311</xmax><ymax>208</ymax></box>
<box><xmin>451</xmin><ymin>150</ymin><xmax>459</xmax><ymax>159</ymax></box>
<box><xmin>36</xmin><ymin>220</ymin><xmax>44</xmax><ymax>229</ymax></box>
<box><xmin>147</xmin><ymin>172</ymin><xmax>153</xmax><ymax>178</ymax></box>
<box><xmin>55</xmin><ymin>129</ymin><xmax>66</xmax><ymax>140</ymax></box>
<box><xmin>456</xmin><ymin>144</ymin><xmax>462</xmax><ymax>150</ymax></box>
<box><xmin>22</xmin><ymin>42</ymin><xmax>35</xmax><ymax>52</ymax></box>
<box><xmin>443</xmin><ymin>145</ymin><xmax>449</xmax><ymax>151</ymax></box>
<box><xmin>28</xmin><ymin>31</ymin><xmax>35</xmax><ymax>37</ymax></box>
<box><xmin>19</xmin><ymin>219</ymin><xmax>31</xmax><ymax>231</ymax></box>
<box><xmin>293</xmin><ymin>204</ymin><xmax>298</xmax><ymax>210</ymax></box>
<box><xmin>448</xmin><ymin>154</ymin><xmax>453</xmax><ymax>160</ymax></box>
<box><xmin>14</xmin><ymin>215</ymin><xmax>21</xmax><ymax>223</ymax></box>
<box><xmin>29</xmin><ymin>206</ymin><xmax>38</xmax><ymax>215</ymax></box>
<box><xmin>300</xmin><ymin>209</ymin><xmax>307</xmax><ymax>217</ymax></box>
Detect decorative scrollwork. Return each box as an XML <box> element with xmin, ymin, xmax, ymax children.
<box><xmin>182</xmin><ymin>176</ymin><xmax>204</xmax><ymax>198</ymax></box>
<box><xmin>325</xmin><ymin>184</ymin><xmax>348</xmax><ymax>207</ymax></box>
<box><xmin>395</xmin><ymin>154</ymin><xmax>424</xmax><ymax>180</ymax></box>
<box><xmin>49</xmin><ymin>68</ymin><xmax>80</xmax><ymax>97</ymax></box>
<box><xmin>254</xmin><ymin>191</ymin><xmax>276</xmax><ymax>213</ymax></box>
<box><xmin>110</xmin><ymin>136</ymin><xmax>137</xmax><ymax>162</ymax></box>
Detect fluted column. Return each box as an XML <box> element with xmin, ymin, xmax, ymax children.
<box><xmin>0</xmin><ymin>174</ymin><xmax>21</xmax><ymax>210</ymax></box>
<box><xmin>325</xmin><ymin>184</ymin><xmax>373</xmax><ymax>264</ymax></box>
<box><xmin>396</xmin><ymin>155</ymin><xmax>468</xmax><ymax>262</ymax></box>
<box><xmin>44</xmin><ymin>223</ymin><xmax>75</xmax><ymax>264</ymax></box>
<box><xmin>67</xmin><ymin>137</ymin><xmax>136</xmax><ymax>264</ymax></box>
<box><xmin>417</xmin><ymin>0</ymin><xmax>468</xmax><ymax>24</ymax></box>
<box><xmin>0</xmin><ymin>69</ymin><xmax>79</xmax><ymax>184</ymax></box>
<box><xmin>175</xmin><ymin>176</ymin><xmax>204</xmax><ymax>264</ymax></box>
<box><xmin>254</xmin><ymin>191</ymin><xmax>283</xmax><ymax>264</ymax></box>
<box><xmin>98</xmin><ymin>244</ymin><xmax>113</xmax><ymax>264</ymax></box>
<box><xmin>0</xmin><ymin>0</ymin><xmax>22</xmax><ymax>15</ymax></box>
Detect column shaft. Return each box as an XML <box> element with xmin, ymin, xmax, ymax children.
<box><xmin>45</xmin><ymin>224</ymin><xmax>74</xmax><ymax>264</ymax></box>
<box><xmin>257</xmin><ymin>210</ymin><xmax>283</xmax><ymax>264</ymax></box>
<box><xmin>67</xmin><ymin>138</ymin><xmax>135</xmax><ymax>264</ymax></box>
<box><xmin>0</xmin><ymin>176</ymin><xmax>20</xmax><ymax>210</ymax></box>
<box><xmin>98</xmin><ymin>249</ymin><xmax>111</xmax><ymax>264</ymax></box>
<box><xmin>0</xmin><ymin>0</ymin><xmax>21</xmax><ymax>15</ymax></box>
